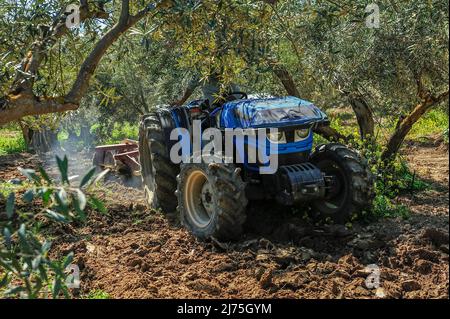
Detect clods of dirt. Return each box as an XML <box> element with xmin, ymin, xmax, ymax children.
<box><xmin>0</xmin><ymin>144</ymin><xmax>448</xmax><ymax>299</ymax></box>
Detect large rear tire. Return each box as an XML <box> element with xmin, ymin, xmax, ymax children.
<box><xmin>310</xmin><ymin>143</ymin><xmax>375</xmax><ymax>223</ymax></box>
<box><xmin>176</xmin><ymin>161</ymin><xmax>248</xmax><ymax>241</ymax></box>
<box><xmin>139</xmin><ymin>111</ymin><xmax>179</xmax><ymax>215</ymax></box>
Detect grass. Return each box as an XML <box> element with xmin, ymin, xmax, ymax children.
<box><xmin>84</xmin><ymin>289</ymin><xmax>111</xmax><ymax>299</ymax></box>
<box><xmin>408</xmin><ymin>109</ymin><xmax>449</xmax><ymax>142</ymax></box>
<box><xmin>318</xmin><ymin>107</ymin><xmax>449</xmax><ymax>144</ymax></box>
<box><xmin>373</xmin><ymin>194</ymin><xmax>410</xmax><ymax>219</ymax></box>
<box><xmin>91</xmin><ymin>121</ymin><xmax>139</xmax><ymax>144</ymax></box>
<box><xmin>0</xmin><ymin>129</ymin><xmax>26</xmax><ymax>155</ymax></box>
<box><xmin>397</xmin><ymin>164</ymin><xmax>430</xmax><ymax>192</ymax></box>
<box><xmin>0</xmin><ymin>181</ymin><xmax>16</xmax><ymax>197</ymax></box>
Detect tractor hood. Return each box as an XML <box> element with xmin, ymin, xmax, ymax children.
<box><xmin>220</xmin><ymin>96</ymin><xmax>329</xmax><ymax>129</ymax></box>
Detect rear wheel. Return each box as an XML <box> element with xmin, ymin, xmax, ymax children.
<box><xmin>310</xmin><ymin>143</ymin><xmax>375</xmax><ymax>223</ymax></box>
<box><xmin>177</xmin><ymin>161</ymin><xmax>248</xmax><ymax>240</ymax></box>
<box><xmin>139</xmin><ymin>111</ymin><xmax>179</xmax><ymax>215</ymax></box>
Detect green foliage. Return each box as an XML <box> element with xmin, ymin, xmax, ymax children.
<box><xmin>408</xmin><ymin>109</ymin><xmax>449</xmax><ymax>141</ymax></box>
<box><xmin>84</xmin><ymin>289</ymin><xmax>111</xmax><ymax>299</ymax></box>
<box><xmin>0</xmin><ymin>155</ymin><xmax>107</xmax><ymax>298</ymax></box>
<box><xmin>109</xmin><ymin>122</ymin><xmax>138</xmax><ymax>143</ymax></box>
<box><xmin>373</xmin><ymin>194</ymin><xmax>409</xmax><ymax>219</ymax></box>
<box><xmin>395</xmin><ymin>162</ymin><xmax>429</xmax><ymax>193</ymax></box>
<box><xmin>0</xmin><ymin>129</ymin><xmax>26</xmax><ymax>155</ymax></box>
<box><xmin>91</xmin><ymin>121</ymin><xmax>139</xmax><ymax>144</ymax></box>
<box><xmin>0</xmin><ymin>181</ymin><xmax>31</xmax><ymax>199</ymax></box>
<box><xmin>318</xmin><ymin>129</ymin><xmax>431</xmax><ymax>220</ymax></box>
<box><xmin>369</xmin><ymin>159</ymin><xmax>421</xmax><ymax>220</ymax></box>
<box><xmin>293</xmin><ymin>0</ymin><xmax>448</xmax><ymax>115</ymax></box>
<box><xmin>1</xmin><ymin>0</ymin><xmax>447</xmax><ymax>153</ymax></box>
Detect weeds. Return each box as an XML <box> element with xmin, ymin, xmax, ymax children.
<box><xmin>0</xmin><ymin>129</ymin><xmax>26</xmax><ymax>155</ymax></box>
<box><xmin>0</xmin><ymin>156</ymin><xmax>107</xmax><ymax>299</ymax></box>
<box><xmin>373</xmin><ymin>195</ymin><xmax>409</xmax><ymax>219</ymax></box>
<box><xmin>345</xmin><ymin>137</ymin><xmax>427</xmax><ymax>220</ymax></box>
<box><xmin>84</xmin><ymin>289</ymin><xmax>111</xmax><ymax>299</ymax></box>
<box><xmin>408</xmin><ymin>109</ymin><xmax>449</xmax><ymax>141</ymax></box>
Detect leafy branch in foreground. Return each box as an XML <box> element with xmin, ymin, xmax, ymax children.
<box><xmin>0</xmin><ymin>155</ymin><xmax>107</xmax><ymax>298</ymax></box>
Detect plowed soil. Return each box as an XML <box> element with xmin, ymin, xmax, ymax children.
<box><xmin>0</xmin><ymin>142</ymin><xmax>448</xmax><ymax>299</ymax></box>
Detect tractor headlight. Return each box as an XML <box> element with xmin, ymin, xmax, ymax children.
<box><xmin>294</xmin><ymin>128</ymin><xmax>311</xmax><ymax>142</ymax></box>
<box><xmin>267</xmin><ymin>131</ymin><xmax>286</xmax><ymax>144</ymax></box>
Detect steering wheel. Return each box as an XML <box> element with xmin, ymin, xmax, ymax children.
<box><xmin>226</xmin><ymin>91</ymin><xmax>248</xmax><ymax>101</ymax></box>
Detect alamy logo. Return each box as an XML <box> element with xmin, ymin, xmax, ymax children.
<box><xmin>365</xmin><ymin>264</ymin><xmax>381</xmax><ymax>289</ymax></box>
<box><xmin>65</xmin><ymin>4</ymin><xmax>80</xmax><ymax>28</ymax></box>
<box><xmin>168</xmin><ymin>120</ymin><xmax>279</xmax><ymax>174</ymax></box>
<box><xmin>65</xmin><ymin>264</ymin><xmax>80</xmax><ymax>289</ymax></box>
<box><xmin>365</xmin><ymin>3</ymin><xmax>380</xmax><ymax>29</ymax></box>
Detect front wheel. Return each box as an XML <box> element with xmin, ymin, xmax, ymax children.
<box><xmin>310</xmin><ymin>143</ymin><xmax>375</xmax><ymax>223</ymax></box>
<box><xmin>176</xmin><ymin>161</ymin><xmax>248</xmax><ymax>241</ymax></box>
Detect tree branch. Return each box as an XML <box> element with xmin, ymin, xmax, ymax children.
<box><xmin>10</xmin><ymin>0</ymin><xmax>109</xmax><ymax>95</ymax></box>
<box><xmin>269</xmin><ymin>60</ymin><xmax>301</xmax><ymax>98</ymax></box>
<box><xmin>65</xmin><ymin>0</ymin><xmax>133</xmax><ymax>104</ymax></box>
<box><xmin>0</xmin><ymin>0</ymin><xmax>162</xmax><ymax>126</ymax></box>
<box><xmin>170</xmin><ymin>77</ymin><xmax>199</xmax><ymax>107</ymax></box>
<box><xmin>382</xmin><ymin>89</ymin><xmax>449</xmax><ymax>160</ymax></box>
<box><xmin>270</xmin><ymin>60</ymin><xmax>350</xmax><ymax>142</ymax></box>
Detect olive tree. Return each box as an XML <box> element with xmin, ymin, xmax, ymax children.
<box><xmin>0</xmin><ymin>0</ymin><xmax>170</xmax><ymax>125</ymax></box>
<box><xmin>266</xmin><ymin>0</ymin><xmax>448</xmax><ymax>159</ymax></box>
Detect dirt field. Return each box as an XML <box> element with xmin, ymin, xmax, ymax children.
<box><xmin>0</xmin><ymin>142</ymin><xmax>448</xmax><ymax>299</ymax></box>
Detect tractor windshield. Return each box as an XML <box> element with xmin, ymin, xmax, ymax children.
<box><xmin>250</xmin><ymin>105</ymin><xmax>322</xmax><ymax>126</ymax></box>
<box><xmin>231</xmin><ymin>96</ymin><xmax>328</xmax><ymax>128</ymax></box>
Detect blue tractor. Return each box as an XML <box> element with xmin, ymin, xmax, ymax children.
<box><xmin>139</xmin><ymin>93</ymin><xmax>374</xmax><ymax>240</ymax></box>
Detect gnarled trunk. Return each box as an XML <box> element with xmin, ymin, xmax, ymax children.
<box><xmin>30</xmin><ymin>129</ymin><xmax>59</xmax><ymax>153</ymax></box>
<box><xmin>348</xmin><ymin>94</ymin><xmax>375</xmax><ymax>140</ymax></box>
<box><xmin>20</xmin><ymin>124</ymin><xmax>59</xmax><ymax>153</ymax></box>
<box><xmin>382</xmin><ymin>90</ymin><xmax>449</xmax><ymax>161</ymax></box>
<box><xmin>271</xmin><ymin>64</ymin><xmax>301</xmax><ymax>98</ymax></box>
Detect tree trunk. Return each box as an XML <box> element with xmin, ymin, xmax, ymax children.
<box><xmin>348</xmin><ymin>94</ymin><xmax>375</xmax><ymax>140</ymax></box>
<box><xmin>30</xmin><ymin>129</ymin><xmax>59</xmax><ymax>153</ymax></box>
<box><xmin>20</xmin><ymin>123</ymin><xmax>59</xmax><ymax>153</ymax></box>
<box><xmin>80</xmin><ymin>124</ymin><xmax>93</xmax><ymax>146</ymax></box>
<box><xmin>382</xmin><ymin>91</ymin><xmax>449</xmax><ymax>161</ymax></box>
<box><xmin>271</xmin><ymin>64</ymin><xmax>301</xmax><ymax>98</ymax></box>
<box><xmin>20</xmin><ymin>124</ymin><xmax>34</xmax><ymax>151</ymax></box>
<box><xmin>271</xmin><ymin>63</ymin><xmax>349</xmax><ymax>142</ymax></box>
